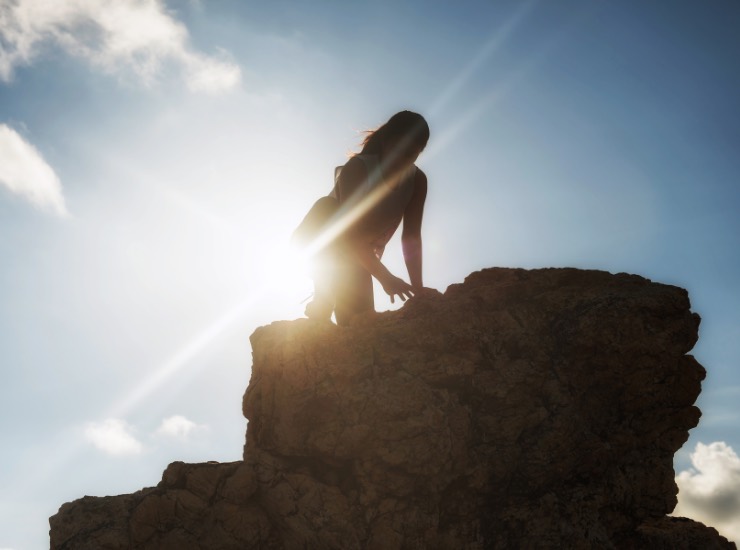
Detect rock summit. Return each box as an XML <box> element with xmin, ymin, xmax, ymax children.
<box><xmin>50</xmin><ymin>268</ymin><xmax>735</xmax><ymax>549</ymax></box>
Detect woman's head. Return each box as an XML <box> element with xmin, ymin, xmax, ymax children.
<box><xmin>359</xmin><ymin>110</ymin><xmax>430</xmax><ymax>165</ymax></box>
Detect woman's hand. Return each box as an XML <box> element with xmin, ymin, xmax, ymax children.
<box><xmin>380</xmin><ymin>274</ymin><xmax>415</xmax><ymax>304</ymax></box>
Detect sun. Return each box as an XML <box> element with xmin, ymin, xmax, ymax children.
<box><xmin>252</xmin><ymin>236</ymin><xmax>313</xmax><ymax>297</ymax></box>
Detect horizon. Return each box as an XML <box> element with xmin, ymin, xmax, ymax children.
<box><xmin>1</xmin><ymin>1</ymin><xmax>739</xmax><ymax>547</ymax></box>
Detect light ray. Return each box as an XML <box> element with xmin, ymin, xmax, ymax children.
<box><xmin>428</xmin><ymin>0</ymin><xmax>539</xmax><ymax>117</ymax></box>
<box><xmin>425</xmin><ymin>2</ymin><xmax>599</xmax><ymax>162</ymax></box>
<box><xmin>62</xmin><ymin>150</ymin><xmax>277</xmax><ymax>420</ymax></box>
<box><xmin>108</xmin><ymin>294</ymin><xmax>257</xmax><ymax>418</ymax></box>
<box><xmin>299</xmin><ymin>167</ymin><xmax>410</xmax><ymax>260</ymax></box>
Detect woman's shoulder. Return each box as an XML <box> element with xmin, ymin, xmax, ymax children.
<box><xmin>345</xmin><ymin>154</ymin><xmax>369</xmax><ymax>168</ymax></box>
<box><xmin>340</xmin><ymin>155</ymin><xmax>370</xmax><ymax>180</ymax></box>
<box><xmin>334</xmin><ymin>155</ymin><xmax>372</xmax><ymax>200</ymax></box>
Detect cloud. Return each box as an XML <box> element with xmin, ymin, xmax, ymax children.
<box><xmin>0</xmin><ymin>0</ymin><xmax>240</xmax><ymax>93</ymax></box>
<box><xmin>0</xmin><ymin>124</ymin><xmax>68</xmax><ymax>216</ymax></box>
<box><xmin>674</xmin><ymin>441</ymin><xmax>740</xmax><ymax>544</ymax></box>
<box><xmin>154</xmin><ymin>414</ymin><xmax>204</xmax><ymax>440</ymax></box>
<box><xmin>84</xmin><ymin>418</ymin><xmax>143</xmax><ymax>455</ymax></box>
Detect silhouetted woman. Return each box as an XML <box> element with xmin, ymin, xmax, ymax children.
<box><xmin>294</xmin><ymin>110</ymin><xmax>429</xmax><ymax>325</ymax></box>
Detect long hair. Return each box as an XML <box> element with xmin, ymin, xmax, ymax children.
<box><xmin>355</xmin><ymin>111</ymin><xmax>430</xmax><ymax>158</ymax></box>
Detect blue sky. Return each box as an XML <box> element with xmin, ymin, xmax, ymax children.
<box><xmin>1</xmin><ymin>1</ymin><xmax>739</xmax><ymax>547</ymax></box>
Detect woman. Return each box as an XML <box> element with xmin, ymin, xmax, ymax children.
<box><xmin>297</xmin><ymin>110</ymin><xmax>429</xmax><ymax>325</ymax></box>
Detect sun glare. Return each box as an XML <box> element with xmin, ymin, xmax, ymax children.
<box><xmin>253</xmin><ymin>236</ymin><xmax>311</xmax><ymax>290</ymax></box>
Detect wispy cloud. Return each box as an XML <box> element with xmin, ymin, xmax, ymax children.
<box><xmin>0</xmin><ymin>124</ymin><xmax>68</xmax><ymax>216</ymax></box>
<box><xmin>154</xmin><ymin>414</ymin><xmax>205</xmax><ymax>440</ymax></box>
<box><xmin>84</xmin><ymin>418</ymin><xmax>143</xmax><ymax>456</ymax></box>
<box><xmin>674</xmin><ymin>441</ymin><xmax>740</xmax><ymax>544</ymax></box>
<box><xmin>0</xmin><ymin>0</ymin><xmax>240</xmax><ymax>93</ymax></box>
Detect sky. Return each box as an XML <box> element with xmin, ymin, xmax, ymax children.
<box><xmin>0</xmin><ymin>0</ymin><xmax>739</xmax><ymax>547</ymax></box>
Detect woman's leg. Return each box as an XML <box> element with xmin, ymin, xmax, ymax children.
<box><xmin>333</xmin><ymin>257</ymin><xmax>374</xmax><ymax>326</ymax></box>
<box><xmin>305</xmin><ymin>248</ymin><xmax>335</xmax><ymax>321</ymax></box>
<box><xmin>303</xmin><ymin>230</ymin><xmax>374</xmax><ymax>324</ymax></box>
<box><xmin>298</xmin><ymin>197</ymin><xmax>340</xmax><ymax>321</ymax></box>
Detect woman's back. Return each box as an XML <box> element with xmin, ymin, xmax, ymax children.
<box><xmin>331</xmin><ymin>154</ymin><xmax>417</xmax><ymax>255</ymax></box>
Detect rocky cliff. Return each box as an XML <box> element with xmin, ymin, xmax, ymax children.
<box><xmin>50</xmin><ymin>268</ymin><xmax>736</xmax><ymax>549</ymax></box>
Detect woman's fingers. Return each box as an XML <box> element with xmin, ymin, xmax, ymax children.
<box><xmin>383</xmin><ymin>276</ymin><xmax>417</xmax><ymax>303</ymax></box>
<box><xmin>396</xmin><ymin>288</ymin><xmax>414</xmax><ymax>302</ymax></box>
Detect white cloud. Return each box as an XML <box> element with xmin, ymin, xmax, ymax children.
<box><xmin>84</xmin><ymin>418</ymin><xmax>143</xmax><ymax>455</ymax></box>
<box><xmin>154</xmin><ymin>414</ymin><xmax>204</xmax><ymax>440</ymax></box>
<box><xmin>674</xmin><ymin>441</ymin><xmax>740</xmax><ymax>544</ymax></box>
<box><xmin>0</xmin><ymin>0</ymin><xmax>240</xmax><ymax>93</ymax></box>
<box><xmin>0</xmin><ymin>124</ymin><xmax>68</xmax><ymax>216</ymax></box>
<box><xmin>182</xmin><ymin>49</ymin><xmax>241</xmax><ymax>94</ymax></box>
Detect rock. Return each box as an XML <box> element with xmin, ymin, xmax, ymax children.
<box><xmin>634</xmin><ymin>516</ymin><xmax>736</xmax><ymax>549</ymax></box>
<box><xmin>49</xmin><ymin>268</ymin><xmax>736</xmax><ymax>549</ymax></box>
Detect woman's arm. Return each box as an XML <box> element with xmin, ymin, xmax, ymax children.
<box><xmin>350</xmin><ymin>245</ymin><xmax>415</xmax><ymax>303</ymax></box>
<box><xmin>402</xmin><ymin>169</ymin><xmax>427</xmax><ymax>290</ymax></box>
<box><xmin>337</xmin><ymin>157</ymin><xmax>416</xmax><ymax>303</ymax></box>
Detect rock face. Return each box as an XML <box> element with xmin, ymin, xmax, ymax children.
<box><xmin>50</xmin><ymin>268</ymin><xmax>736</xmax><ymax>549</ymax></box>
